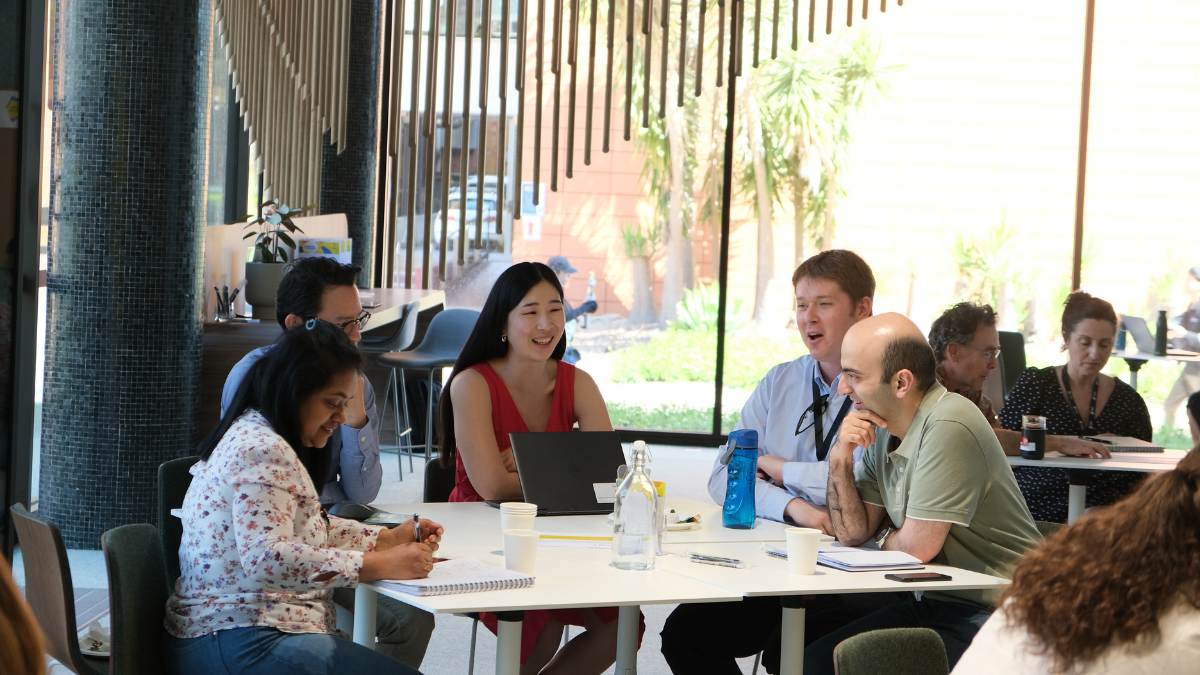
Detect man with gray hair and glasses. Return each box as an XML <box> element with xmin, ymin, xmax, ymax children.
<box><xmin>927</xmin><ymin>302</ymin><xmax>1002</xmax><ymax>428</ymax></box>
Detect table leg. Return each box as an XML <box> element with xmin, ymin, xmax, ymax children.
<box><xmin>1127</xmin><ymin>359</ymin><xmax>1146</xmax><ymax>390</ymax></box>
<box><xmin>780</xmin><ymin>596</ymin><xmax>806</xmax><ymax>675</ymax></box>
<box><xmin>352</xmin><ymin>584</ymin><xmax>378</xmax><ymax>648</ymax></box>
<box><xmin>1067</xmin><ymin>469</ymin><xmax>1091</xmax><ymax>525</ymax></box>
<box><xmin>495</xmin><ymin>611</ymin><xmax>525</xmax><ymax>675</ymax></box>
<box><xmin>614</xmin><ymin>604</ymin><xmax>640</xmax><ymax>675</ymax></box>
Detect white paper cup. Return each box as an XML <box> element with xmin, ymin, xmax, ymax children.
<box><xmin>785</xmin><ymin>527</ymin><xmax>821</xmax><ymax>575</ymax></box>
<box><xmin>500</xmin><ymin>502</ymin><xmax>537</xmax><ymax>512</ymax></box>
<box><xmin>501</xmin><ymin>511</ymin><xmax>536</xmax><ymax>533</ymax></box>
<box><xmin>503</xmin><ymin>529</ymin><xmax>539</xmax><ymax>575</ymax></box>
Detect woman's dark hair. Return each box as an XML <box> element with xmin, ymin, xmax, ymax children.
<box><xmin>197</xmin><ymin>321</ymin><xmax>363</xmax><ymax>496</ymax></box>
<box><xmin>437</xmin><ymin>262</ymin><xmax>565</xmax><ymax>466</ymax></box>
<box><xmin>1002</xmin><ymin>448</ymin><xmax>1200</xmax><ymax>673</ymax></box>
<box><xmin>1061</xmin><ymin>290</ymin><xmax>1117</xmax><ymax>339</ymax></box>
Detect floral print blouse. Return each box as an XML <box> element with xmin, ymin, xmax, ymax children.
<box><xmin>164</xmin><ymin>410</ymin><xmax>382</xmax><ymax>638</ymax></box>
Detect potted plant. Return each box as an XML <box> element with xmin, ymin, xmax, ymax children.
<box><xmin>228</xmin><ymin>199</ymin><xmax>312</xmax><ymax>322</ymax></box>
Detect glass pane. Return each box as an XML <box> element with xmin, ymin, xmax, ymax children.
<box><xmin>206</xmin><ymin>45</ymin><xmax>228</xmax><ymax>226</ymax></box>
<box><xmin>1079</xmin><ymin>0</ymin><xmax>1200</xmax><ymax>449</ymax></box>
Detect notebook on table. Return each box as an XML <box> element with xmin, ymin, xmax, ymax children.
<box><xmin>764</xmin><ymin>544</ymin><xmax>925</xmax><ymax>572</ymax></box>
<box><xmin>1085</xmin><ymin>436</ymin><xmax>1164</xmax><ymax>453</ymax></box>
<box><xmin>373</xmin><ymin>557</ymin><xmax>534</xmax><ymax>596</ymax></box>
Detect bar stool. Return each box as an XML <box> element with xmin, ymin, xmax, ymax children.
<box><xmin>361</xmin><ymin>300</ymin><xmax>422</xmax><ymax>478</ymax></box>
<box><xmin>376</xmin><ymin>308</ymin><xmax>480</xmax><ymax>463</ymax></box>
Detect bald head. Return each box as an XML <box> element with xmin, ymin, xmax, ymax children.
<box><xmin>843</xmin><ymin>313</ymin><xmax>937</xmax><ymax>392</ymax></box>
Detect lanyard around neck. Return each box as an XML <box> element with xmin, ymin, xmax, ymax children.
<box><xmin>1060</xmin><ymin>365</ymin><xmax>1098</xmax><ymax>433</ymax></box>
<box><xmin>812</xmin><ymin>377</ymin><xmax>853</xmax><ymax>461</ymax></box>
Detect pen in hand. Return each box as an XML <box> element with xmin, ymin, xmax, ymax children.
<box><xmin>412</xmin><ymin>513</ymin><xmax>421</xmax><ymax>543</ymax></box>
<box><xmin>1080</xmin><ymin>436</ymin><xmax>1114</xmax><ymax>445</ymax></box>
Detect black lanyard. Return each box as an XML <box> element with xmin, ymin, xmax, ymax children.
<box><xmin>811</xmin><ymin>378</ymin><xmax>853</xmax><ymax>461</ymax></box>
<box><xmin>1060</xmin><ymin>365</ymin><xmax>1098</xmax><ymax>433</ymax></box>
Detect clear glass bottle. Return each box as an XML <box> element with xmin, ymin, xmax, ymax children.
<box><xmin>611</xmin><ymin>441</ymin><xmax>659</xmax><ymax>570</ymax></box>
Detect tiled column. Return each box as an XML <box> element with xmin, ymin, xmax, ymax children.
<box><xmin>40</xmin><ymin>0</ymin><xmax>212</xmax><ymax>548</ymax></box>
<box><xmin>321</xmin><ymin>0</ymin><xmax>383</xmax><ymax>288</ymax></box>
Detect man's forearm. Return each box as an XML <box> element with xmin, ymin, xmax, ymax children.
<box><xmin>994</xmin><ymin>428</ymin><xmax>1023</xmax><ymax>456</ymax></box>
<box><xmin>826</xmin><ymin>456</ymin><xmax>870</xmax><ymax>545</ymax></box>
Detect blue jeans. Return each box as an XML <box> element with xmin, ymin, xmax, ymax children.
<box><xmin>802</xmin><ymin>596</ymin><xmax>992</xmax><ymax>675</ymax></box>
<box><xmin>163</xmin><ymin>626</ymin><xmax>422</xmax><ymax>675</ymax></box>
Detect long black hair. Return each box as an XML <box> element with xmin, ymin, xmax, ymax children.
<box><xmin>197</xmin><ymin>321</ymin><xmax>363</xmax><ymax>495</ymax></box>
<box><xmin>438</xmin><ymin>262</ymin><xmax>565</xmax><ymax>466</ymax></box>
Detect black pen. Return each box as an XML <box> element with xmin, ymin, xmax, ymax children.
<box><xmin>412</xmin><ymin>513</ymin><xmax>421</xmax><ymax>543</ymax></box>
<box><xmin>1080</xmin><ymin>436</ymin><xmax>1114</xmax><ymax>445</ymax></box>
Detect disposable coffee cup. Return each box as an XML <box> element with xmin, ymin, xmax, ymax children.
<box><xmin>784</xmin><ymin>527</ymin><xmax>821</xmax><ymax>575</ymax></box>
<box><xmin>503</xmin><ymin>529</ymin><xmax>539</xmax><ymax>575</ymax></box>
<box><xmin>1021</xmin><ymin>415</ymin><xmax>1047</xmax><ymax>460</ymax></box>
<box><xmin>501</xmin><ymin>511</ymin><xmax>536</xmax><ymax>532</ymax></box>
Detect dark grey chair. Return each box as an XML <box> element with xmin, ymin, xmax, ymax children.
<box><xmin>361</xmin><ymin>300</ymin><xmax>423</xmax><ymax>479</ymax></box>
<box><xmin>998</xmin><ymin>330</ymin><xmax>1027</xmax><ymax>401</ymax></box>
<box><xmin>424</xmin><ymin>457</ymin><xmax>457</xmax><ymax>504</ymax></box>
<box><xmin>1035</xmin><ymin>520</ymin><xmax>1065</xmax><ymax>538</ymax></box>
<box><xmin>377</xmin><ymin>308</ymin><xmax>481</xmax><ymax>463</ymax></box>
<box><xmin>833</xmin><ymin>627</ymin><xmax>949</xmax><ymax>675</ymax></box>
<box><xmin>102</xmin><ymin>524</ymin><xmax>171</xmax><ymax>675</ymax></box>
<box><xmin>10</xmin><ymin>504</ymin><xmax>108</xmax><ymax>675</ymax></box>
<box><xmin>158</xmin><ymin>456</ymin><xmax>199</xmax><ymax>586</ymax></box>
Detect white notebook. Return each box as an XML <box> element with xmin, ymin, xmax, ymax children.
<box><xmin>765</xmin><ymin>544</ymin><xmax>924</xmax><ymax>572</ymax></box>
<box><xmin>373</xmin><ymin>557</ymin><xmax>535</xmax><ymax>596</ymax></box>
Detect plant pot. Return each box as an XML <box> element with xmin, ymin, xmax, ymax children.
<box><xmin>244</xmin><ymin>262</ymin><xmax>288</xmax><ymax>323</ymax></box>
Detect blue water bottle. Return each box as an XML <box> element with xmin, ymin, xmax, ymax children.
<box><xmin>721</xmin><ymin>429</ymin><xmax>758</xmax><ymax>529</ymax></box>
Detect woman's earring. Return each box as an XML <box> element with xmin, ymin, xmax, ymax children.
<box><xmin>501</xmin><ymin>335</ymin><xmax>507</xmax><ymax>343</ymax></box>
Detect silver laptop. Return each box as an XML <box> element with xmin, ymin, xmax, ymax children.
<box><xmin>1123</xmin><ymin>315</ymin><xmax>1199</xmax><ymax>356</ymax></box>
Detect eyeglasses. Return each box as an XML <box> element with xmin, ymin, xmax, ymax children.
<box><xmin>961</xmin><ymin>345</ymin><xmax>1001</xmax><ymax>362</ymax></box>
<box><xmin>307</xmin><ymin>311</ymin><xmax>372</xmax><ymax>333</ymax></box>
<box><xmin>795</xmin><ymin>394</ymin><xmax>830</xmax><ymax>436</ymax></box>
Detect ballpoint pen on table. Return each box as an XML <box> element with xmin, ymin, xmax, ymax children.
<box><xmin>690</xmin><ymin>557</ymin><xmax>743</xmax><ymax>569</ymax></box>
<box><xmin>1080</xmin><ymin>436</ymin><xmax>1114</xmax><ymax>444</ymax></box>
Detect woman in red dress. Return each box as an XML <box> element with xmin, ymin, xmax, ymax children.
<box><xmin>438</xmin><ymin>262</ymin><xmax>643</xmax><ymax>674</ymax></box>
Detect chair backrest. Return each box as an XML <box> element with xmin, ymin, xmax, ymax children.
<box><xmin>424</xmin><ymin>458</ymin><xmax>457</xmax><ymax>503</ymax></box>
<box><xmin>158</xmin><ymin>456</ymin><xmax>199</xmax><ymax>585</ymax></box>
<box><xmin>102</xmin><ymin>524</ymin><xmax>170</xmax><ymax>675</ymax></box>
<box><xmin>360</xmin><ymin>300</ymin><xmax>423</xmax><ymax>354</ymax></box>
<box><xmin>833</xmin><ymin>628</ymin><xmax>948</xmax><ymax>675</ymax></box>
<box><xmin>998</xmin><ymin>330</ymin><xmax>1027</xmax><ymax>401</ymax></box>
<box><xmin>414</xmin><ymin>308</ymin><xmax>482</xmax><ymax>359</ymax></box>
<box><xmin>9</xmin><ymin>504</ymin><xmax>99</xmax><ymax>674</ymax></box>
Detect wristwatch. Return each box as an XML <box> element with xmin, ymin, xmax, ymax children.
<box><xmin>874</xmin><ymin>525</ymin><xmax>894</xmax><ymax>549</ymax></box>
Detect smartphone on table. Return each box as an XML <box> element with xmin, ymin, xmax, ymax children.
<box><xmin>884</xmin><ymin>572</ymin><xmax>953</xmax><ymax>583</ymax></box>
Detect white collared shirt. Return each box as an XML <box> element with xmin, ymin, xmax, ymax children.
<box><xmin>707</xmin><ymin>355</ymin><xmax>863</xmax><ymax>521</ymax></box>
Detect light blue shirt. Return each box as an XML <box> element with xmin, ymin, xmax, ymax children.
<box><xmin>221</xmin><ymin>346</ymin><xmax>383</xmax><ymax>505</ymax></box>
<box><xmin>708</xmin><ymin>355</ymin><xmax>864</xmax><ymax>522</ymax></box>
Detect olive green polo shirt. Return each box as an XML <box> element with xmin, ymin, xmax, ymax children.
<box><xmin>854</xmin><ymin>382</ymin><xmax>1040</xmax><ymax>608</ymax></box>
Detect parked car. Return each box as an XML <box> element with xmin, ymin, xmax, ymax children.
<box><xmin>432</xmin><ymin>189</ymin><xmax>502</xmax><ymax>250</ymax></box>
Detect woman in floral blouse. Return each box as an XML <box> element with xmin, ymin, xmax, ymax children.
<box><xmin>164</xmin><ymin>322</ymin><xmax>442</xmax><ymax>675</ymax></box>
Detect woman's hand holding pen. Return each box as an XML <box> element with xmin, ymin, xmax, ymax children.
<box><xmin>375</xmin><ymin>518</ymin><xmax>444</xmax><ymax>552</ymax></box>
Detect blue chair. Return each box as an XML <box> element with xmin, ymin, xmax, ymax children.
<box><xmin>102</xmin><ymin>523</ymin><xmax>171</xmax><ymax>675</ymax></box>
<box><xmin>361</xmin><ymin>300</ymin><xmax>423</xmax><ymax>479</ymax></box>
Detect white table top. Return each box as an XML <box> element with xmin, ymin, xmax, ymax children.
<box><xmin>656</xmin><ymin>542</ymin><xmax>1010</xmax><ymax>598</ymax></box>
<box><xmin>1006</xmin><ymin>449</ymin><xmax>1186</xmax><ymax>473</ymax></box>
<box><xmin>1114</xmin><ymin>350</ymin><xmax>1200</xmax><ymax>364</ymax></box>
<box><xmin>372</xmin><ymin>497</ymin><xmax>791</xmax><ymax>548</ymax></box>
<box><xmin>365</xmin><ymin>544</ymin><xmax>743</xmax><ymax>614</ymax></box>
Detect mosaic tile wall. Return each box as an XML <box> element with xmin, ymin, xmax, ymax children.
<box><xmin>40</xmin><ymin>0</ymin><xmax>212</xmax><ymax>549</ymax></box>
<box><xmin>320</xmin><ymin>0</ymin><xmax>381</xmax><ymax>288</ymax></box>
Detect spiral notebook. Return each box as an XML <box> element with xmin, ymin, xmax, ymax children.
<box><xmin>373</xmin><ymin>558</ymin><xmax>535</xmax><ymax>596</ymax></box>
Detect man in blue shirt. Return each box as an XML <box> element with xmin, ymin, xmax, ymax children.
<box><xmin>662</xmin><ymin>250</ymin><xmax>900</xmax><ymax>675</ymax></box>
<box><xmin>220</xmin><ymin>257</ymin><xmax>432</xmax><ymax>668</ymax></box>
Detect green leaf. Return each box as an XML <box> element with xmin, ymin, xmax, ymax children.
<box><xmin>279</xmin><ymin>248</ymin><xmax>289</xmax><ymax>263</ymax></box>
<box><xmin>276</xmin><ymin>231</ymin><xmax>297</xmax><ymax>249</ymax></box>
<box><xmin>267</xmin><ymin>213</ymin><xmax>283</xmax><ymax>225</ymax></box>
<box><xmin>226</xmin><ymin>214</ymin><xmax>256</xmax><ymax>224</ymax></box>
<box><xmin>242</xmin><ymin>232</ymin><xmax>258</xmax><ymax>239</ymax></box>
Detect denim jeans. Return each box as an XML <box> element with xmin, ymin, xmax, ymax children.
<box><xmin>803</xmin><ymin>596</ymin><xmax>992</xmax><ymax>675</ymax></box>
<box><xmin>331</xmin><ymin>587</ymin><xmax>435</xmax><ymax>668</ymax></box>
<box><xmin>163</xmin><ymin>625</ymin><xmax>422</xmax><ymax>675</ymax></box>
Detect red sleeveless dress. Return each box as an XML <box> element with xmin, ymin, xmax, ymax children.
<box><xmin>449</xmin><ymin>360</ymin><xmax>645</xmax><ymax>663</ymax></box>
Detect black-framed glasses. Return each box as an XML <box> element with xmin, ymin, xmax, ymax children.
<box><xmin>306</xmin><ymin>311</ymin><xmax>372</xmax><ymax>333</ymax></box>
<box><xmin>795</xmin><ymin>394</ymin><xmax>830</xmax><ymax>436</ymax></box>
<box><xmin>961</xmin><ymin>344</ymin><xmax>1001</xmax><ymax>362</ymax></box>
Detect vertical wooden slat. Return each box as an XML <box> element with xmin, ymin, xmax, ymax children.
<box><xmin>440</xmin><ymin>0</ymin><xmax>458</xmax><ymax>279</ymax></box>
<box><xmin>771</xmin><ymin>0</ymin><xmax>779</xmax><ymax>59</ymax></box>
<box><xmin>533</xmin><ymin>0</ymin><xmax>545</xmax><ymax>203</ymax></box>
<box><xmin>406</xmin><ymin>0</ymin><xmax>426</xmax><ymax>288</ymax></box>
<box><xmin>658</xmin><ymin>0</ymin><xmax>668</xmax><ymax>117</ymax></box>
<box><xmin>423</xmin><ymin>0</ymin><xmax>440</xmax><ymax>288</ymax></box>
<box><xmin>695</xmin><ymin>0</ymin><xmax>706</xmax><ymax>96</ymax></box>
<box><xmin>460</xmin><ymin>0</ymin><xmax>474</xmax><ymax>256</ymax></box>
<box><xmin>565</xmin><ymin>0</ymin><xmax>579</xmax><ymax>177</ymax></box>
<box><xmin>623</xmin><ymin>0</ymin><xmax>634</xmax><ymax>140</ymax></box>
<box><xmin>496</xmin><ymin>0</ymin><xmax>510</xmax><ymax>232</ymax></box>
<box><xmin>808</xmin><ymin>0</ymin><xmax>815</xmax><ymax>41</ymax></box>
<box><xmin>678</xmin><ymin>0</ymin><xmax>688</xmax><ymax>106</ymax></box>
<box><xmin>846</xmin><ymin>0</ymin><xmax>852</xmax><ymax>26</ymax></box>
<box><xmin>550</xmin><ymin>0</ymin><xmax>561</xmax><ymax>190</ymax></box>
<box><xmin>642</xmin><ymin>0</ymin><xmax>651</xmax><ymax>128</ymax></box>
<box><xmin>825</xmin><ymin>0</ymin><xmax>832</xmax><ymax>35</ymax></box>
<box><xmin>477</xmin><ymin>0</ymin><xmax>492</xmax><ymax>240</ymax></box>
<box><xmin>716</xmin><ymin>0</ymin><xmax>724</xmax><ymax>87</ymax></box>
<box><xmin>753</xmin><ymin>0</ymin><xmax>760</xmax><ymax>68</ymax></box>
<box><xmin>514</xmin><ymin>0</ymin><xmax>527</xmax><ymax>219</ymax></box>
<box><xmin>584</xmin><ymin>0</ymin><xmax>598</xmax><ymax>163</ymax></box>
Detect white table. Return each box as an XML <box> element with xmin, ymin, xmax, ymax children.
<box><xmin>355</xmin><ymin>544</ymin><xmax>742</xmax><ymax>675</ymax></box>
<box><xmin>1007</xmin><ymin>449</ymin><xmax>1186</xmax><ymax>524</ymax></box>
<box><xmin>658</xmin><ymin>541</ymin><xmax>1011</xmax><ymax>675</ymax></box>
<box><xmin>1115</xmin><ymin>350</ymin><xmax>1200</xmax><ymax>389</ymax></box>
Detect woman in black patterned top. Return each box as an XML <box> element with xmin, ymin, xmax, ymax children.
<box><xmin>999</xmin><ymin>292</ymin><xmax>1153</xmax><ymax>523</ymax></box>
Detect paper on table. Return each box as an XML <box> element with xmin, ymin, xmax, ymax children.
<box><xmin>592</xmin><ymin>483</ymin><xmax>616</xmax><ymax>503</ymax></box>
<box><xmin>538</xmin><ymin>533</ymin><xmax>613</xmax><ymax>549</ymax></box>
<box><xmin>374</xmin><ymin>557</ymin><xmax>534</xmax><ymax>596</ymax></box>
<box><xmin>765</xmin><ymin>544</ymin><xmax>924</xmax><ymax>571</ymax></box>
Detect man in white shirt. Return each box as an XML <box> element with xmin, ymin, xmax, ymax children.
<box><xmin>662</xmin><ymin>250</ymin><xmax>892</xmax><ymax>675</ymax></box>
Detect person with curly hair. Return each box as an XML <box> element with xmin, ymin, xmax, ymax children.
<box><xmin>0</xmin><ymin>556</ymin><xmax>45</xmax><ymax>675</ymax></box>
<box><xmin>928</xmin><ymin>302</ymin><xmax>1002</xmax><ymax>427</ymax></box>
<box><xmin>952</xmin><ymin>447</ymin><xmax>1200</xmax><ymax>674</ymax></box>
